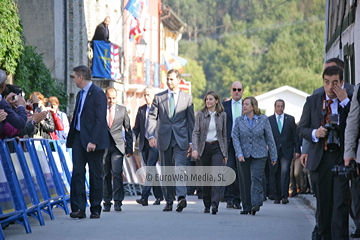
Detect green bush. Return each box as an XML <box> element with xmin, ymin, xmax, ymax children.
<box><xmin>0</xmin><ymin>0</ymin><xmax>23</xmax><ymax>74</ymax></box>
<box><xmin>14</xmin><ymin>45</ymin><xmax>68</xmax><ymax>110</ymax></box>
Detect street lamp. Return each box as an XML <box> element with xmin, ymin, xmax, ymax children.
<box><xmin>136</xmin><ymin>38</ymin><xmax>147</xmax><ymax>57</ymax></box>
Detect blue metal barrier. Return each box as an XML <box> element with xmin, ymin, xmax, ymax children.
<box><xmin>0</xmin><ymin>140</ymin><xmax>32</xmax><ymax>236</ymax></box>
<box><xmin>4</xmin><ymin>139</ymin><xmax>46</xmax><ymax>226</ymax></box>
<box><xmin>25</xmin><ymin>139</ymin><xmax>69</xmax><ymax>215</ymax></box>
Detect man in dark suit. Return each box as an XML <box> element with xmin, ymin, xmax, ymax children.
<box><xmin>298</xmin><ymin>65</ymin><xmax>351</xmax><ymax>239</ymax></box>
<box><xmin>268</xmin><ymin>100</ymin><xmax>300</xmax><ymax>204</ymax></box>
<box><xmin>102</xmin><ymin>87</ymin><xmax>133</xmax><ymax>212</ymax></box>
<box><xmin>147</xmin><ymin>69</ymin><xmax>194</xmax><ymax>212</ymax></box>
<box><xmin>222</xmin><ymin>81</ymin><xmax>243</xmax><ymax>209</ymax></box>
<box><xmin>0</xmin><ymin>70</ymin><xmax>27</xmax><ymax>133</ymax></box>
<box><xmin>92</xmin><ymin>16</ymin><xmax>110</xmax><ymax>42</ymax></box>
<box><xmin>67</xmin><ymin>65</ymin><xmax>109</xmax><ymax>219</ymax></box>
<box><xmin>134</xmin><ymin>86</ymin><xmax>163</xmax><ymax>206</ymax></box>
<box><xmin>301</xmin><ymin>58</ymin><xmax>354</xmax><ymax>164</ymax></box>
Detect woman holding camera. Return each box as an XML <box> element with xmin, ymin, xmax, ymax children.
<box><xmin>192</xmin><ymin>90</ymin><xmax>227</xmax><ymax>215</ymax></box>
<box><xmin>29</xmin><ymin>92</ymin><xmax>55</xmax><ymax>139</ymax></box>
<box><xmin>232</xmin><ymin>96</ymin><xmax>277</xmax><ymax>215</ymax></box>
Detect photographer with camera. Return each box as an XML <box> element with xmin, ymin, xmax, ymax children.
<box><xmin>298</xmin><ymin>65</ymin><xmax>351</xmax><ymax>240</ymax></box>
<box><xmin>344</xmin><ymin>84</ymin><xmax>360</xmax><ymax>238</ymax></box>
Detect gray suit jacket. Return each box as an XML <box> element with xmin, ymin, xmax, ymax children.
<box><xmin>108</xmin><ymin>104</ymin><xmax>133</xmax><ymax>155</ymax></box>
<box><xmin>232</xmin><ymin>114</ymin><xmax>277</xmax><ymax>160</ymax></box>
<box><xmin>147</xmin><ymin>89</ymin><xmax>195</xmax><ymax>151</ymax></box>
<box><xmin>344</xmin><ymin>84</ymin><xmax>360</xmax><ymax>162</ymax></box>
<box><xmin>192</xmin><ymin>110</ymin><xmax>228</xmax><ymax>158</ymax></box>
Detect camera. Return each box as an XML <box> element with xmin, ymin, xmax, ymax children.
<box><xmin>332</xmin><ymin>160</ymin><xmax>360</xmax><ymax>181</ymax></box>
<box><xmin>324</xmin><ymin>114</ymin><xmax>340</xmax><ymax>151</ymax></box>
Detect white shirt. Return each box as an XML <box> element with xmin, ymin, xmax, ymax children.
<box><xmin>206</xmin><ymin>111</ymin><xmax>218</xmax><ymax>142</ymax></box>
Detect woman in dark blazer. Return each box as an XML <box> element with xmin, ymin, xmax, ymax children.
<box><xmin>232</xmin><ymin>96</ymin><xmax>277</xmax><ymax>215</ymax></box>
<box><xmin>192</xmin><ymin>90</ymin><xmax>228</xmax><ymax>215</ymax></box>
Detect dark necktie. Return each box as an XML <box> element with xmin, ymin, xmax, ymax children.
<box><xmin>74</xmin><ymin>90</ymin><xmax>84</xmax><ymax>130</ymax></box>
<box><xmin>324</xmin><ymin>99</ymin><xmax>333</xmax><ymax>151</ymax></box>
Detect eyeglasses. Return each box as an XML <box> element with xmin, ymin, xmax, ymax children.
<box><xmin>232</xmin><ymin>88</ymin><xmax>242</xmax><ymax>92</ymax></box>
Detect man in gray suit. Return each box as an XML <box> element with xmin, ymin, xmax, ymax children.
<box><xmin>102</xmin><ymin>87</ymin><xmax>133</xmax><ymax>212</ymax></box>
<box><xmin>344</xmin><ymin>84</ymin><xmax>360</xmax><ymax>238</ymax></box>
<box><xmin>147</xmin><ymin>69</ymin><xmax>195</xmax><ymax>212</ymax></box>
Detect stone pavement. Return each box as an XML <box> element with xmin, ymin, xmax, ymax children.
<box><xmin>4</xmin><ymin>195</ymin><xmax>315</xmax><ymax>240</ymax></box>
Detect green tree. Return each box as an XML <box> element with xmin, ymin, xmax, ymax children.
<box><xmin>0</xmin><ymin>0</ymin><xmax>23</xmax><ymax>74</ymax></box>
<box><xmin>14</xmin><ymin>45</ymin><xmax>68</xmax><ymax>109</ymax></box>
<box><xmin>183</xmin><ymin>58</ymin><xmax>206</xmax><ymax>111</ymax></box>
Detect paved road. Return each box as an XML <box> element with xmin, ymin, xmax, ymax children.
<box><xmin>4</xmin><ymin>195</ymin><xmax>315</xmax><ymax>240</ymax></box>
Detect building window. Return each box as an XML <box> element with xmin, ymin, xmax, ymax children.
<box><xmin>344</xmin><ymin>43</ymin><xmax>355</xmax><ymax>85</ymax></box>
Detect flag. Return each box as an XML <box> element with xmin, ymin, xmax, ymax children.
<box><xmin>92</xmin><ymin>40</ymin><xmax>121</xmax><ymax>80</ymax></box>
<box><xmin>125</xmin><ymin>0</ymin><xmax>142</xmax><ymax>19</ymax></box>
<box><xmin>162</xmin><ymin>51</ymin><xmax>188</xmax><ymax>73</ymax></box>
<box><xmin>126</xmin><ymin>0</ymin><xmax>148</xmax><ymax>43</ymax></box>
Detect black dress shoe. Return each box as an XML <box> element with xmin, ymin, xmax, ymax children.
<box><xmin>70</xmin><ymin>210</ymin><xmax>86</xmax><ymax>219</ymax></box>
<box><xmin>274</xmin><ymin>200</ymin><xmax>281</xmax><ymax>204</ymax></box>
<box><xmin>163</xmin><ymin>204</ymin><xmax>173</xmax><ymax>211</ymax></box>
<box><xmin>211</xmin><ymin>206</ymin><xmax>218</xmax><ymax>215</ymax></box>
<box><xmin>90</xmin><ymin>212</ymin><xmax>100</xmax><ymax>219</ymax></box>
<box><xmin>268</xmin><ymin>195</ymin><xmax>275</xmax><ymax>200</ymax></box>
<box><xmin>136</xmin><ymin>198</ymin><xmax>149</xmax><ymax>206</ymax></box>
<box><xmin>176</xmin><ymin>198</ymin><xmax>187</xmax><ymax>212</ymax></box>
<box><xmin>204</xmin><ymin>208</ymin><xmax>210</xmax><ymax>213</ymax></box>
<box><xmin>250</xmin><ymin>205</ymin><xmax>260</xmax><ymax>215</ymax></box>
<box><xmin>240</xmin><ymin>211</ymin><xmax>250</xmax><ymax>215</ymax></box>
<box><xmin>282</xmin><ymin>197</ymin><xmax>289</xmax><ymax>204</ymax></box>
<box><xmin>103</xmin><ymin>203</ymin><xmax>111</xmax><ymax>212</ymax></box>
<box><xmin>153</xmin><ymin>199</ymin><xmax>161</xmax><ymax>205</ymax></box>
<box><xmin>114</xmin><ymin>202</ymin><xmax>122</xmax><ymax>211</ymax></box>
<box><xmin>350</xmin><ymin>229</ymin><xmax>360</xmax><ymax>238</ymax></box>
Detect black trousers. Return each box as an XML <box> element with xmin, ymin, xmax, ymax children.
<box><xmin>201</xmin><ymin>142</ymin><xmax>224</xmax><ymax>208</ymax></box>
<box><xmin>103</xmin><ymin>138</ymin><xmax>125</xmax><ymax>204</ymax></box>
<box><xmin>310</xmin><ymin>149</ymin><xmax>350</xmax><ymax>240</ymax></box>
<box><xmin>70</xmin><ymin>131</ymin><xmax>104</xmax><ymax>213</ymax></box>
<box><xmin>141</xmin><ymin>141</ymin><xmax>163</xmax><ymax>200</ymax></box>
<box><xmin>270</xmin><ymin>150</ymin><xmax>292</xmax><ymax>200</ymax></box>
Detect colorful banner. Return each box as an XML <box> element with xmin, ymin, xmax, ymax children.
<box><xmin>92</xmin><ymin>40</ymin><xmax>121</xmax><ymax>80</ymax></box>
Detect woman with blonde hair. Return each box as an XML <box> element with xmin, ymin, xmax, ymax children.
<box><xmin>232</xmin><ymin>96</ymin><xmax>277</xmax><ymax>215</ymax></box>
<box><xmin>192</xmin><ymin>90</ymin><xmax>228</xmax><ymax>215</ymax></box>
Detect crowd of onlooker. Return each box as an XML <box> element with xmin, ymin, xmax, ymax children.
<box><xmin>0</xmin><ymin>70</ymin><xmax>69</xmax><ymax>141</ymax></box>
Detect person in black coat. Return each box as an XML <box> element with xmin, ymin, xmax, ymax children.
<box><xmin>92</xmin><ymin>16</ymin><xmax>110</xmax><ymax>42</ymax></box>
<box><xmin>66</xmin><ymin>65</ymin><xmax>109</xmax><ymax>219</ymax></box>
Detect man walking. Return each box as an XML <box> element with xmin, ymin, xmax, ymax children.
<box><xmin>268</xmin><ymin>99</ymin><xmax>300</xmax><ymax>204</ymax></box>
<box><xmin>102</xmin><ymin>87</ymin><xmax>133</xmax><ymax>212</ymax></box>
<box><xmin>67</xmin><ymin>65</ymin><xmax>109</xmax><ymax>219</ymax></box>
<box><xmin>222</xmin><ymin>81</ymin><xmax>243</xmax><ymax>209</ymax></box>
<box><xmin>147</xmin><ymin>69</ymin><xmax>194</xmax><ymax>212</ymax></box>
<box><xmin>134</xmin><ymin>86</ymin><xmax>163</xmax><ymax>206</ymax></box>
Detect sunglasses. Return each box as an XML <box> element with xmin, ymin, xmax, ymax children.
<box><xmin>232</xmin><ymin>88</ymin><xmax>242</xmax><ymax>92</ymax></box>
